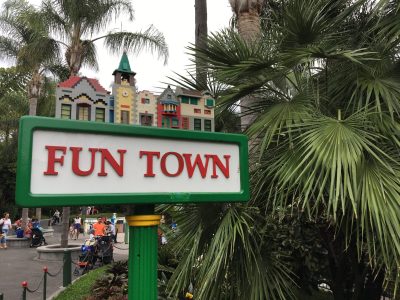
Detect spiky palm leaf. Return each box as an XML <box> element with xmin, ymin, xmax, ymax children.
<box><xmin>159</xmin><ymin>203</ymin><xmax>294</xmax><ymax>300</ymax></box>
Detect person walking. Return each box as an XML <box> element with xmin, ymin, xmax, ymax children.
<box><xmin>93</xmin><ymin>217</ymin><xmax>106</xmax><ymax>236</ymax></box>
<box><xmin>73</xmin><ymin>215</ymin><xmax>82</xmax><ymax>240</ymax></box>
<box><xmin>53</xmin><ymin>209</ymin><xmax>60</xmax><ymax>224</ymax></box>
<box><xmin>0</xmin><ymin>212</ymin><xmax>12</xmax><ymax>249</ymax></box>
<box><xmin>106</xmin><ymin>221</ymin><xmax>116</xmax><ymax>243</ymax></box>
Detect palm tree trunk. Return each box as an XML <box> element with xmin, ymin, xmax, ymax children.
<box><xmin>195</xmin><ymin>0</ymin><xmax>208</xmax><ymax>88</ymax></box>
<box><xmin>229</xmin><ymin>0</ymin><xmax>265</xmax><ymax>131</ymax></box>
<box><xmin>237</xmin><ymin>10</ymin><xmax>262</xmax><ymax>43</ymax></box>
<box><xmin>28</xmin><ymin>71</ymin><xmax>43</xmax><ymax>220</ymax></box>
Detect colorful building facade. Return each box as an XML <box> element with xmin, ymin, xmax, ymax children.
<box><xmin>55</xmin><ymin>53</ymin><xmax>215</xmax><ymax>131</ymax></box>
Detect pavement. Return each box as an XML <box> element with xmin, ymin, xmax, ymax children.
<box><xmin>0</xmin><ymin>223</ymin><xmax>129</xmax><ymax>300</ymax></box>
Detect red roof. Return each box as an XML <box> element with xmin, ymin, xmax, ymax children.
<box><xmin>58</xmin><ymin>76</ymin><xmax>109</xmax><ymax>94</ymax></box>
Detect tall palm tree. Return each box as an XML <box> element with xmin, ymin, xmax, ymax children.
<box><xmin>38</xmin><ymin>0</ymin><xmax>169</xmax><ymax>248</ymax></box>
<box><xmin>229</xmin><ymin>0</ymin><xmax>265</xmax><ymax>42</ymax></box>
<box><xmin>179</xmin><ymin>0</ymin><xmax>400</xmax><ymax>298</ymax></box>
<box><xmin>0</xmin><ymin>0</ymin><xmax>63</xmax><ymax>223</ymax></box>
<box><xmin>195</xmin><ymin>0</ymin><xmax>208</xmax><ymax>87</ymax></box>
<box><xmin>228</xmin><ymin>0</ymin><xmax>265</xmax><ymax>131</ymax></box>
<box><xmin>40</xmin><ymin>0</ymin><xmax>169</xmax><ymax>77</ymax></box>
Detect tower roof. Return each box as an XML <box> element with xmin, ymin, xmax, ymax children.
<box><xmin>112</xmin><ymin>52</ymin><xmax>136</xmax><ymax>75</ymax></box>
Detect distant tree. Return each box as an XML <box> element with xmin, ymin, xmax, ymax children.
<box><xmin>40</xmin><ymin>0</ymin><xmax>169</xmax><ymax>76</ymax></box>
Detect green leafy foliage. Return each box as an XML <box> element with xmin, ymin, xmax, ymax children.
<box><xmin>86</xmin><ymin>261</ymin><xmax>128</xmax><ymax>300</ymax></box>
<box><xmin>171</xmin><ymin>0</ymin><xmax>400</xmax><ymax>299</ymax></box>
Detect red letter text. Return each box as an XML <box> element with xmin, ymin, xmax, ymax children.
<box><xmin>97</xmin><ymin>149</ymin><xmax>126</xmax><ymax>177</ymax></box>
<box><xmin>183</xmin><ymin>154</ymin><xmax>210</xmax><ymax>178</ymax></box>
<box><xmin>139</xmin><ymin>151</ymin><xmax>160</xmax><ymax>177</ymax></box>
<box><xmin>160</xmin><ymin>152</ymin><xmax>184</xmax><ymax>177</ymax></box>
<box><xmin>206</xmin><ymin>154</ymin><xmax>231</xmax><ymax>178</ymax></box>
<box><xmin>43</xmin><ymin>145</ymin><xmax>67</xmax><ymax>175</ymax></box>
<box><xmin>70</xmin><ymin>147</ymin><xmax>98</xmax><ymax>176</ymax></box>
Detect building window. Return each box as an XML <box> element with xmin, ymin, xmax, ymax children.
<box><xmin>181</xmin><ymin>96</ymin><xmax>189</xmax><ymax>104</ymax></box>
<box><xmin>110</xmin><ymin>110</ymin><xmax>114</xmax><ymax>123</ymax></box>
<box><xmin>140</xmin><ymin>114</ymin><xmax>153</xmax><ymax>126</ymax></box>
<box><xmin>172</xmin><ymin>118</ymin><xmax>179</xmax><ymax>128</ymax></box>
<box><xmin>194</xmin><ymin>108</ymin><xmax>201</xmax><ymax>114</ymax></box>
<box><xmin>182</xmin><ymin>117</ymin><xmax>189</xmax><ymax>129</ymax></box>
<box><xmin>206</xmin><ymin>98</ymin><xmax>215</xmax><ymax>107</ymax></box>
<box><xmin>95</xmin><ymin>107</ymin><xmax>105</xmax><ymax>122</ymax></box>
<box><xmin>141</xmin><ymin>98</ymin><xmax>150</xmax><ymax>104</ymax></box>
<box><xmin>61</xmin><ymin>104</ymin><xmax>71</xmax><ymax>119</ymax></box>
<box><xmin>194</xmin><ymin>118</ymin><xmax>201</xmax><ymax>131</ymax></box>
<box><xmin>77</xmin><ymin>103</ymin><xmax>90</xmax><ymax>121</ymax></box>
<box><xmin>190</xmin><ymin>98</ymin><xmax>198</xmax><ymax>105</ymax></box>
<box><xmin>204</xmin><ymin>109</ymin><xmax>211</xmax><ymax>115</ymax></box>
<box><xmin>204</xmin><ymin>119</ymin><xmax>212</xmax><ymax>132</ymax></box>
<box><xmin>121</xmin><ymin>110</ymin><xmax>129</xmax><ymax>124</ymax></box>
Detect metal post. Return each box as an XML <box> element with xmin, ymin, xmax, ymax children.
<box><xmin>0</xmin><ymin>292</ymin><xmax>3</xmax><ymax>300</ymax></box>
<box><xmin>124</xmin><ymin>221</ymin><xmax>129</xmax><ymax>244</ymax></box>
<box><xmin>126</xmin><ymin>205</ymin><xmax>160</xmax><ymax>300</ymax></box>
<box><xmin>21</xmin><ymin>281</ymin><xmax>27</xmax><ymax>300</ymax></box>
<box><xmin>63</xmin><ymin>250</ymin><xmax>71</xmax><ymax>287</ymax></box>
<box><xmin>43</xmin><ymin>266</ymin><xmax>48</xmax><ymax>300</ymax></box>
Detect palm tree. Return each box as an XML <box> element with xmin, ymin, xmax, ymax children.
<box><xmin>0</xmin><ymin>0</ymin><xmax>64</xmax><ymax>223</ymax></box>
<box><xmin>159</xmin><ymin>203</ymin><xmax>294</xmax><ymax>299</ymax></box>
<box><xmin>178</xmin><ymin>0</ymin><xmax>400</xmax><ymax>298</ymax></box>
<box><xmin>195</xmin><ymin>0</ymin><xmax>208</xmax><ymax>87</ymax></box>
<box><xmin>38</xmin><ymin>0</ymin><xmax>168</xmax><ymax>248</ymax></box>
<box><xmin>229</xmin><ymin>0</ymin><xmax>265</xmax><ymax>42</ymax></box>
<box><xmin>40</xmin><ymin>0</ymin><xmax>169</xmax><ymax>77</ymax></box>
<box><xmin>228</xmin><ymin>0</ymin><xmax>265</xmax><ymax>131</ymax></box>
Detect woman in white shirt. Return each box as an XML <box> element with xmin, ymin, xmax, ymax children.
<box><xmin>0</xmin><ymin>212</ymin><xmax>12</xmax><ymax>249</ymax></box>
<box><xmin>73</xmin><ymin>216</ymin><xmax>82</xmax><ymax>240</ymax></box>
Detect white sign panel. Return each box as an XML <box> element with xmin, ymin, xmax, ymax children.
<box><xmin>30</xmin><ymin>130</ymin><xmax>241</xmax><ymax>195</ymax></box>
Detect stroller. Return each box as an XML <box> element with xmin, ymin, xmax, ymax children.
<box><xmin>96</xmin><ymin>235</ymin><xmax>114</xmax><ymax>265</ymax></box>
<box><xmin>30</xmin><ymin>227</ymin><xmax>47</xmax><ymax>247</ymax></box>
<box><xmin>74</xmin><ymin>239</ymin><xmax>98</xmax><ymax>275</ymax></box>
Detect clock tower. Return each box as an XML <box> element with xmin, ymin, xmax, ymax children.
<box><xmin>112</xmin><ymin>52</ymin><xmax>136</xmax><ymax>124</ymax></box>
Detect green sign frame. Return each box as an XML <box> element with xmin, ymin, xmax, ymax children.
<box><xmin>16</xmin><ymin>116</ymin><xmax>249</xmax><ymax>207</ymax></box>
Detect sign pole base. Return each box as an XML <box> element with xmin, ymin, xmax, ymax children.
<box><xmin>126</xmin><ymin>205</ymin><xmax>160</xmax><ymax>300</ymax></box>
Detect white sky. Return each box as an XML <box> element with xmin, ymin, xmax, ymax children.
<box><xmin>1</xmin><ymin>0</ymin><xmax>232</xmax><ymax>93</ymax></box>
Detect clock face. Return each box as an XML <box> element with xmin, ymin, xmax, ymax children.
<box><xmin>122</xmin><ymin>90</ymin><xmax>129</xmax><ymax>97</ymax></box>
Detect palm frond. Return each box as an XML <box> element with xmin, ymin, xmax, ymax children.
<box><xmin>103</xmin><ymin>26</ymin><xmax>169</xmax><ymax>64</ymax></box>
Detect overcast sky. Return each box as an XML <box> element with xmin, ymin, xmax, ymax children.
<box><xmin>2</xmin><ymin>0</ymin><xmax>232</xmax><ymax>93</ymax></box>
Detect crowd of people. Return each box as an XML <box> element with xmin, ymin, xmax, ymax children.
<box><xmin>0</xmin><ymin>207</ymin><xmax>113</xmax><ymax>248</ymax></box>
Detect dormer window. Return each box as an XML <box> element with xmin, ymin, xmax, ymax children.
<box><xmin>206</xmin><ymin>98</ymin><xmax>215</xmax><ymax>107</ymax></box>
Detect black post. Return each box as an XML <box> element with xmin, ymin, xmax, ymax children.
<box><xmin>43</xmin><ymin>266</ymin><xmax>48</xmax><ymax>300</ymax></box>
<box><xmin>63</xmin><ymin>250</ymin><xmax>71</xmax><ymax>287</ymax></box>
<box><xmin>21</xmin><ymin>282</ymin><xmax>27</xmax><ymax>300</ymax></box>
<box><xmin>0</xmin><ymin>292</ymin><xmax>3</xmax><ymax>300</ymax></box>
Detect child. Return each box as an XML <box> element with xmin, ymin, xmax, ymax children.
<box><xmin>69</xmin><ymin>224</ymin><xmax>75</xmax><ymax>239</ymax></box>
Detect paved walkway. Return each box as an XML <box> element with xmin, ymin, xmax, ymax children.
<box><xmin>0</xmin><ymin>224</ymin><xmax>129</xmax><ymax>300</ymax></box>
